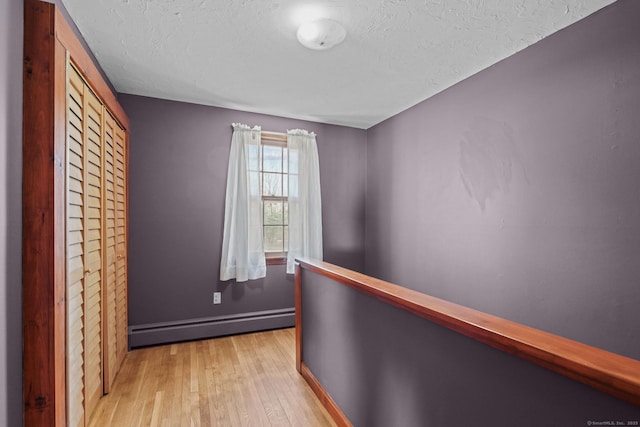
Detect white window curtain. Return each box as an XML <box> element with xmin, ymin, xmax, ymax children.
<box><xmin>287</xmin><ymin>129</ymin><xmax>323</xmax><ymax>274</ymax></box>
<box><xmin>220</xmin><ymin>123</ymin><xmax>266</xmax><ymax>282</ymax></box>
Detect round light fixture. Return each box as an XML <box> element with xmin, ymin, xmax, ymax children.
<box><xmin>296</xmin><ymin>19</ymin><xmax>346</xmax><ymax>51</ymax></box>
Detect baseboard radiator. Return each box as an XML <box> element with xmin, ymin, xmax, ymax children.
<box><xmin>129</xmin><ymin>308</ymin><xmax>294</xmax><ymax>348</ymax></box>
<box><xmin>295</xmin><ymin>258</ymin><xmax>640</xmax><ymax>427</ymax></box>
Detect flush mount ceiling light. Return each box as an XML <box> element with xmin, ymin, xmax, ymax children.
<box><xmin>297</xmin><ymin>19</ymin><xmax>346</xmax><ymax>50</ymax></box>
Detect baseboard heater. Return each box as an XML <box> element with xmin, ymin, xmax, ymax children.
<box><xmin>128</xmin><ymin>307</ymin><xmax>295</xmax><ymax>348</ymax></box>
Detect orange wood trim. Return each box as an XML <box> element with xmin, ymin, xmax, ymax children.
<box><xmin>53</xmin><ymin>8</ymin><xmax>129</xmax><ymax>130</ymax></box>
<box><xmin>300</xmin><ymin>362</ymin><xmax>352</xmax><ymax>427</ymax></box>
<box><xmin>52</xmin><ymin>38</ymin><xmax>68</xmax><ymax>427</ymax></box>
<box><xmin>266</xmin><ymin>256</ymin><xmax>286</xmax><ymax>266</ymax></box>
<box><xmin>295</xmin><ymin>263</ymin><xmax>302</xmax><ymax>373</ymax></box>
<box><xmin>23</xmin><ymin>1</ymin><xmax>67</xmax><ymax>425</ymax></box>
<box><xmin>296</xmin><ymin>258</ymin><xmax>640</xmax><ymax>407</ymax></box>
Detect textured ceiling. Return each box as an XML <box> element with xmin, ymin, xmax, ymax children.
<box><xmin>61</xmin><ymin>0</ymin><xmax>616</xmax><ymax>129</ymax></box>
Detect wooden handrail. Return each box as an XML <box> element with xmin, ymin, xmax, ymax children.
<box><xmin>296</xmin><ymin>258</ymin><xmax>640</xmax><ymax>407</ymax></box>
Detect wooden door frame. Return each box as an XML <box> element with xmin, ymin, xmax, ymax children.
<box><xmin>22</xmin><ymin>1</ymin><xmax>129</xmax><ymax>424</ymax></box>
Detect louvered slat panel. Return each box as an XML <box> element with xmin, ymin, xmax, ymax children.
<box><xmin>68</xmin><ymin>151</ymin><xmax>83</xmax><ymax>173</ymax></box>
<box><xmin>86</xmin><ymin>150</ymin><xmax>101</xmax><ymax>170</ymax></box>
<box><xmin>68</xmin><ymin>176</ymin><xmax>83</xmax><ymax>195</ymax></box>
<box><xmin>87</xmin><ymin>163</ymin><xmax>101</xmax><ymax>181</ymax></box>
<box><xmin>68</xmin><ymin>242</ymin><xmax>83</xmax><ymax>260</ymax></box>
<box><xmin>69</xmin><ymin>186</ymin><xmax>83</xmax><ymax>198</ymax></box>
<box><xmin>86</xmin><ymin>284</ymin><xmax>101</xmax><ymax>308</ymax></box>
<box><xmin>87</xmin><ymin>207</ymin><xmax>101</xmax><ymax>220</ymax></box>
<box><xmin>85</xmin><ymin>218</ymin><xmax>101</xmax><ymax>230</ymax></box>
<box><xmin>87</xmin><ymin>128</ymin><xmax>101</xmax><ymax>147</ymax></box>
<box><xmin>87</xmin><ymin>195</ymin><xmax>101</xmax><ymax>209</ymax></box>
<box><xmin>102</xmin><ymin>112</ymin><xmax>119</xmax><ymax>392</ymax></box>
<box><xmin>69</xmin><ymin>163</ymin><xmax>83</xmax><ymax>183</ymax></box>
<box><xmin>68</xmin><ymin>98</ymin><xmax>82</xmax><ymax>124</ymax></box>
<box><xmin>86</xmin><ymin>180</ymin><xmax>101</xmax><ymax>197</ymax></box>
<box><xmin>68</xmin><ymin>191</ymin><xmax>83</xmax><ymax>207</ymax></box>
<box><xmin>86</xmin><ymin>257</ymin><xmax>101</xmax><ymax>274</ymax></box>
<box><xmin>86</xmin><ymin>229</ymin><xmax>101</xmax><ymax>242</ymax></box>
<box><xmin>66</xmin><ymin>64</ymin><xmax>86</xmax><ymax>427</ymax></box>
<box><xmin>68</xmin><ymin>217</ymin><xmax>83</xmax><ymax>232</ymax></box>
<box><xmin>67</xmin><ymin>229</ymin><xmax>83</xmax><ymax>246</ymax></box>
<box><xmin>85</xmin><ymin>240</ymin><xmax>101</xmax><ymax>254</ymax></box>
<box><xmin>114</xmin><ymin>123</ymin><xmax>128</xmax><ymax>365</ymax></box>
<box><xmin>68</xmin><ymin>129</ymin><xmax>83</xmax><ymax>154</ymax></box>
<box><xmin>68</xmin><ymin>255</ymin><xmax>84</xmax><ymax>285</ymax></box>
<box><xmin>68</xmin><ymin>111</ymin><xmax>83</xmax><ymax>137</ymax></box>
<box><xmin>88</xmin><ymin>137</ymin><xmax>101</xmax><ymax>155</ymax></box>
<box><xmin>83</xmin><ymin>85</ymin><xmax>103</xmax><ymax>421</ymax></box>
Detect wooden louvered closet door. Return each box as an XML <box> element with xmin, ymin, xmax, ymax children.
<box><xmin>102</xmin><ymin>112</ymin><xmax>118</xmax><ymax>391</ymax></box>
<box><xmin>114</xmin><ymin>123</ymin><xmax>129</xmax><ymax>367</ymax></box>
<box><xmin>67</xmin><ymin>64</ymin><xmax>87</xmax><ymax>427</ymax></box>
<box><xmin>102</xmin><ymin>112</ymin><xmax>128</xmax><ymax>391</ymax></box>
<box><xmin>67</xmin><ymin>64</ymin><xmax>104</xmax><ymax>425</ymax></box>
<box><xmin>66</xmin><ymin>62</ymin><xmax>128</xmax><ymax>425</ymax></box>
<box><xmin>84</xmin><ymin>74</ymin><xmax>105</xmax><ymax>419</ymax></box>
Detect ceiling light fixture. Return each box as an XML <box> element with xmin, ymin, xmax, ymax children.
<box><xmin>297</xmin><ymin>19</ymin><xmax>346</xmax><ymax>51</ymax></box>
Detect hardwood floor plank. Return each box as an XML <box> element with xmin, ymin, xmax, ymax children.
<box><xmin>232</xmin><ymin>334</ymin><xmax>285</xmax><ymax>426</ymax></box>
<box><xmin>89</xmin><ymin>328</ymin><xmax>335</xmax><ymax>426</ymax></box>
<box><xmin>149</xmin><ymin>390</ymin><xmax>163</xmax><ymax>427</ymax></box>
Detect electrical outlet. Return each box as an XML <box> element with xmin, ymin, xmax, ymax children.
<box><xmin>213</xmin><ymin>292</ymin><xmax>221</xmax><ymax>305</ymax></box>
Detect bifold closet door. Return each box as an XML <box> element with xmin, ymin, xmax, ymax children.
<box><xmin>114</xmin><ymin>123</ymin><xmax>128</xmax><ymax>366</ymax></box>
<box><xmin>83</xmin><ymin>70</ymin><xmax>105</xmax><ymax>418</ymax></box>
<box><xmin>103</xmin><ymin>112</ymin><xmax>118</xmax><ymax>391</ymax></box>
<box><xmin>67</xmin><ymin>64</ymin><xmax>87</xmax><ymax>427</ymax></box>
<box><xmin>66</xmin><ymin>64</ymin><xmax>104</xmax><ymax>426</ymax></box>
<box><xmin>102</xmin><ymin>112</ymin><xmax>128</xmax><ymax>391</ymax></box>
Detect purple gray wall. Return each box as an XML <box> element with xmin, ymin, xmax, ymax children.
<box><xmin>1</xmin><ymin>0</ymin><xmax>23</xmax><ymax>425</ymax></box>
<box><xmin>301</xmin><ymin>269</ymin><xmax>640</xmax><ymax>426</ymax></box>
<box><xmin>119</xmin><ymin>94</ymin><xmax>366</xmax><ymax>346</ymax></box>
<box><xmin>365</xmin><ymin>0</ymin><xmax>640</xmax><ymax>360</ymax></box>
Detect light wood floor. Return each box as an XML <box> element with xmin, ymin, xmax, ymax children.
<box><xmin>88</xmin><ymin>328</ymin><xmax>336</xmax><ymax>427</ymax></box>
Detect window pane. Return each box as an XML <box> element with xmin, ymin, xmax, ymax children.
<box><xmin>260</xmin><ymin>137</ymin><xmax>290</xmax><ymax>256</ymax></box>
<box><xmin>264</xmin><ymin>226</ymin><xmax>285</xmax><ymax>252</ymax></box>
<box><xmin>264</xmin><ymin>200</ymin><xmax>284</xmax><ymax>225</ymax></box>
<box><xmin>284</xmin><ymin>225</ymin><xmax>288</xmax><ymax>252</ymax></box>
<box><xmin>263</xmin><ymin>145</ymin><xmax>282</xmax><ymax>173</ymax></box>
<box><xmin>283</xmin><ymin>172</ymin><xmax>288</xmax><ymax>197</ymax></box>
<box><xmin>284</xmin><ymin>202</ymin><xmax>288</xmax><ymax>225</ymax></box>
<box><xmin>283</xmin><ymin>148</ymin><xmax>288</xmax><ymax>173</ymax></box>
<box><xmin>263</xmin><ymin>172</ymin><xmax>282</xmax><ymax>196</ymax></box>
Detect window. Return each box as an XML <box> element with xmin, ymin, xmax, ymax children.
<box><xmin>260</xmin><ymin>132</ymin><xmax>291</xmax><ymax>263</ymax></box>
<box><xmin>220</xmin><ymin>124</ymin><xmax>320</xmax><ymax>281</ymax></box>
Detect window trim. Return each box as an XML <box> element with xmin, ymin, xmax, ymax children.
<box><xmin>265</xmin><ymin>255</ymin><xmax>287</xmax><ymax>265</ymax></box>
